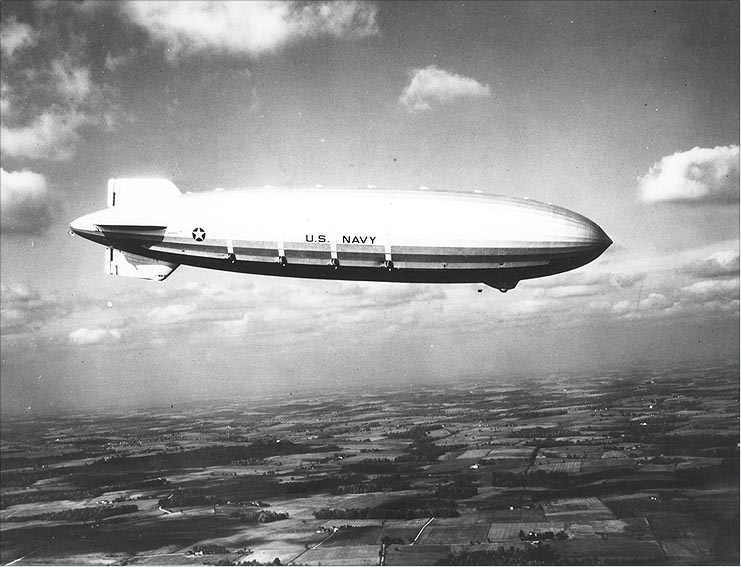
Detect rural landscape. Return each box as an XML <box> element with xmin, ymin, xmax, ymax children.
<box><xmin>1</xmin><ymin>362</ymin><xmax>738</xmax><ymax>566</ymax></box>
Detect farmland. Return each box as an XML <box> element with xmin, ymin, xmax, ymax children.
<box><xmin>1</xmin><ymin>362</ymin><xmax>738</xmax><ymax>565</ymax></box>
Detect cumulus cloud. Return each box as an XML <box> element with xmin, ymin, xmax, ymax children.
<box><xmin>69</xmin><ymin>327</ymin><xmax>122</xmax><ymax>346</ymax></box>
<box><xmin>0</xmin><ymin>7</ymin><xmax>121</xmax><ymax>162</ymax></box>
<box><xmin>147</xmin><ymin>303</ymin><xmax>196</xmax><ymax>325</ymax></box>
<box><xmin>613</xmin><ymin>293</ymin><xmax>675</xmax><ymax>318</ymax></box>
<box><xmin>526</xmin><ymin>270</ymin><xmax>646</xmax><ymax>298</ymax></box>
<box><xmin>1</xmin><ymin>81</ymin><xmax>10</xmax><ymax>115</ymax></box>
<box><xmin>197</xmin><ymin>281</ymin><xmax>447</xmax><ymax>341</ymax></box>
<box><xmin>639</xmin><ymin>292</ymin><xmax>675</xmax><ymax>311</ymax></box>
<box><xmin>637</xmin><ymin>145</ymin><xmax>740</xmax><ymax>204</ymax></box>
<box><xmin>507</xmin><ymin>298</ymin><xmax>553</xmax><ymax>316</ymax></box>
<box><xmin>676</xmin><ymin>277</ymin><xmax>740</xmax><ymax>315</ymax></box>
<box><xmin>536</xmin><ymin>284</ymin><xmax>597</xmax><ymax>299</ymax></box>
<box><xmin>680</xmin><ymin>249</ymin><xmax>739</xmax><ymax>279</ymax></box>
<box><xmin>0</xmin><ymin>168</ymin><xmax>53</xmax><ymax>233</ymax></box>
<box><xmin>608</xmin><ymin>272</ymin><xmax>647</xmax><ymax>288</ymax></box>
<box><xmin>399</xmin><ymin>65</ymin><xmax>491</xmax><ymax>112</ymax></box>
<box><xmin>51</xmin><ymin>56</ymin><xmax>92</xmax><ymax>105</ymax></box>
<box><xmin>122</xmin><ymin>1</ymin><xmax>379</xmax><ymax>59</ymax></box>
<box><xmin>680</xmin><ymin>278</ymin><xmax>740</xmax><ymax>301</ymax></box>
<box><xmin>1</xmin><ymin>110</ymin><xmax>87</xmax><ymax>161</ymax></box>
<box><xmin>1</xmin><ymin>283</ymin><xmax>67</xmax><ymax>334</ymax></box>
<box><xmin>0</xmin><ymin>16</ymin><xmax>38</xmax><ymax>59</ymax></box>
<box><xmin>346</xmin><ymin>283</ymin><xmax>446</xmax><ymax>308</ymax></box>
<box><xmin>104</xmin><ymin>49</ymin><xmax>136</xmax><ymax>72</ymax></box>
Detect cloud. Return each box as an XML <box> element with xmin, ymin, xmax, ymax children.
<box><xmin>0</xmin><ymin>7</ymin><xmax>122</xmax><ymax>162</ymax></box>
<box><xmin>0</xmin><ymin>283</ymin><xmax>67</xmax><ymax>335</ymax></box>
<box><xmin>121</xmin><ymin>1</ymin><xmax>379</xmax><ymax>59</ymax></box>
<box><xmin>124</xmin><ymin>279</ymin><xmax>446</xmax><ymax>345</ymax></box>
<box><xmin>147</xmin><ymin>303</ymin><xmax>197</xmax><ymax>325</ymax></box>
<box><xmin>637</xmin><ymin>145</ymin><xmax>740</xmax><ymax>204</ymax></box>
<box><xmin>69</xmin><ymin>327</ymin><xmax>122</xmax><ymax>346</ymax></box>
<box><xmin>613</xmin><ymin>293</ymin><xmax>676</xmax><ymax>318</ymax></box>
<box><xmin>677</xmin><ymin>278</ymin><xmax>740</xmax><ymax>315</ymax></box>
<box><xmin>507</xmin><ymin>298</ymin><xmax>553</xmax><ymax>316</ymax></box>
<box><xmin>536</xmin><ymin>284</ymin><xmax>598</xmax><ymax>299</ymax></box>
<box><xmin>1</xmin><ymin>110</ymin><xmax>87</xmax><ymax>161</ymax></box>
<box><xmin>0</xmin><ymin>16</ymin><xmax>38</xmax><ymax>59</ymax></box>
<box><xmin>1</xmin><ymin>81</ymin><xmax>10</xmax><ymax>115</ymax></box>
<box><xmin>680</xmin><ymin>278</ymin><xmax>740</xmax><ymax>301</ymax></box>
<box><xmin>399</xmin><ymin>65</ymin><xmax>491</xmax><ymax>112</ymax></box>
<box><xmin>526</xmin><ymin>270</ymin><xmax>646</xmax><ymax>297</ymax></box>
<box><xmin>0</xmin><ymin>168</ymin><xmax>53</xmax><ymax>233</ymax></box>
<box><xmin>104</xmin><ymin>49</ymin><xmax>136</xmax><ymax>72</ymax></box>
<box><xmin>338</xmin><ymin>282</ymin><xmax>446</xmax><ymax>309</ymax></box>
<box><xmin>608</xmin><ymin>272</ymin><xmax>647</xmax><ymax>288</ymax></box>
<box><xmin>51</xmin><ymin>56</ymin><xmax>92</xmax><ymax>105</ymax></box>
<box><xmin>680</xmin><ymin>250</ymin><xmax>739</xmax><ymax>279</ymax></box>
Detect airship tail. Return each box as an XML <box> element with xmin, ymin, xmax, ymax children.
<box><xmin>100</xmin><ymin>179</ymin><xmax>181</xmax><ymax>280</ymax></box>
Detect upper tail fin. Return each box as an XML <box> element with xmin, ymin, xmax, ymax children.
<box><xmin>107</xmin><ymin>178</ymin><xmax>181</xmax><ymax>208</ymax></box>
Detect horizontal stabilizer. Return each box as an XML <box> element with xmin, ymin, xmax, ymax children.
<box><xmin>106</xmin><ymin>248</ymin><xmax>178</xmax><ymax>281</ymax></box>
<box><xmin>96</xmin><ymin>224</ymin><xmax>167</xmax><ymax>231</ymax></box>
<box><xmin>95</xmin><ymin>224</ymin><xmax>168</xmax><ymax>241</ymax></box>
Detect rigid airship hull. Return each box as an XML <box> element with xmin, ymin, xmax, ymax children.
<box><xmin>70</xmin><ymin>180</ymin><xmax>611</xmax><ymax>291</ymax></box>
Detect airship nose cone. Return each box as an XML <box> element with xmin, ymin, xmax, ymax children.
<box><xmin>593</xmin><ymin>223</ymin><xmax>612</xmax><ymax>251</ymax></box>
<box><xmin>552</xmin><ymin>206</ymin><xmax>612</xmax><ymax>266</ymax></box>
<box><xmin>554</xmin><ymin>206</ymin><xmax>612</xmax><ymax>252</ymax></box>
<box><xmin>579</xmin><ymin>218</ymin><xmax>612</xmax><ymax>265</ymax></box>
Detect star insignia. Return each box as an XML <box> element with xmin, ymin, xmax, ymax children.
<box><xmin>192</xmin><ymin>227</ymin><xmax>206</xmax><ymax>242</ymax></box>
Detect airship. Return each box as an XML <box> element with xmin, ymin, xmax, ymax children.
<box><xmin>70</xmin><ymin>178</ymin><xmax>611</xmax><ymax>292</ymax></box>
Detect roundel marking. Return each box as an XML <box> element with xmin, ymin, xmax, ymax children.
<box><xmin>192</xmin><ymin>227</ymin><xmax>206</xmax><ymax>242</ymax></box>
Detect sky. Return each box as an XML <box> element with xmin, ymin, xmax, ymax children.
<box><xmin>1</xmin><ymin>1</ymin><xmax>738</xmax><ymax>415</ymax></box>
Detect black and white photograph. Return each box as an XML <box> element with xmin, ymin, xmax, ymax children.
<box><xmin>1</xmin><ymin>1</ymin><xmax>738</xmax><ymax>565</ymax></box>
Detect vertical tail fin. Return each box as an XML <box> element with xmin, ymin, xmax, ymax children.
<box><xmin>107</xmin><ymin>178</ymin><xmax>181</xmax><ymax>208</ymax></box>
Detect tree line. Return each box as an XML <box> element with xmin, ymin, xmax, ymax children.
<box><xmin>4</xmin><ymin>504</ymin><xmax>138</xmax><ymax>523</ymax></box>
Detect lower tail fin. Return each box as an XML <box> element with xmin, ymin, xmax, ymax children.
<box><xmin>106</xmin><ymin>248</ymin><xmax>178</xmax><ymax>281</ymax></box>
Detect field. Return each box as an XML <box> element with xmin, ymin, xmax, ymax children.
<box><xmin>1</xmin><ymin>362</ymin><xmax>738</xmax><ymax>565</ymax></box>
